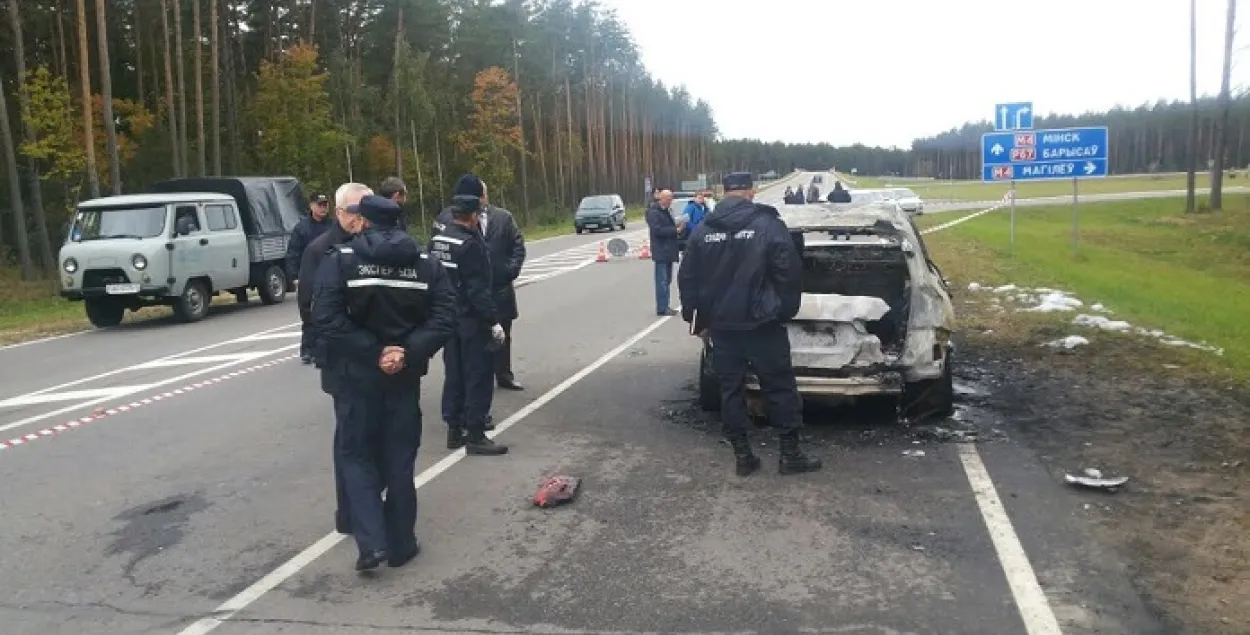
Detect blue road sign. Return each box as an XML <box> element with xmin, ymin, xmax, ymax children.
<box><xmin>994</xmin><ymin>102</ymin><xmax>1034</xmax><ymax>131</ymax></box>
<box><xmin>980</xmin><ymin>126</ymin><xmax>1110</xmax><ymax>182</ymax></box>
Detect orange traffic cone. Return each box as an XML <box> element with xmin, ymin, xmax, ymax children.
<box><xmin>595</xmin><ymin>241</ymin><xmax>609</xmax><ymax>263</ymax></box>
<box><xmin>638</xmin><ymin>240</ymin><xmax>651</xmax><ymax>260</ymax></box>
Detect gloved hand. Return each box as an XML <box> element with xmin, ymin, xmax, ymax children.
<box><xmin>490</xmin><ymin>323</ymin><xmax>506</xmax><ymax>345</ymax></box>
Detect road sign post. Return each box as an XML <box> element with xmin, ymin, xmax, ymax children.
<box><xmin>1073</xmin><ymin>177</ymin><xmax>1080</xmax><ymax>257</ymax></box>
<box><xmin>1010</xmin><ymin>181</ymin><xmax>1017</xmax><ymax>255</ymax></box>
<box><xmin>982</xmin><ymin>125</ymin><xmax>1109</xmax><ymax>257</ymax></box>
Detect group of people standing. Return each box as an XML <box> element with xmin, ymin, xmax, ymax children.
<box><xmin>285</xmin><ymin>174</ymin><xmax>526</xmax><ymax>572</ymax></box>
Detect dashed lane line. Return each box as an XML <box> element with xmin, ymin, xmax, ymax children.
<box><xmin>0</xmin><ymin>355</ymin><xmax>299</xmax><ymax>453</ymax></box>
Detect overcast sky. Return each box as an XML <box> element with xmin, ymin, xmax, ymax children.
<box><xmin>599</xmin><ymin>0</ymin><xmax>1250</xmax><ymax>148</ymax></box>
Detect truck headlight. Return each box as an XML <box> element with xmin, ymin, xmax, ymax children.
<box><xmin>63</xmin><ymin>257</ymin><xmax>78</xmax><ymax>273</ymax></box>
<box><xmin>131</xmin><ymin>253</ymin><xmax>148</xmax><ymax>270</ymax></box>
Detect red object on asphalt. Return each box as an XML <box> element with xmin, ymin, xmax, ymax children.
<box><xmin>533</xmin><ymin>475</ymin><xmax>582</xmax><ymax>508</ymax></box>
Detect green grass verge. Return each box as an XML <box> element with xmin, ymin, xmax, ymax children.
<box><xmin>917</xmin><ymin>194</ymin><xmax>1250</xmax><ymax>382</ymax></box>
<box><xmin>0</xmin><ymin>205</ymin><xmax>648</xmax><ymax>345</ymax></box>
<box><xmin>849</xmin><ymin>172</ymin><xmax>1235</xmax><ymax>202</ymax></box>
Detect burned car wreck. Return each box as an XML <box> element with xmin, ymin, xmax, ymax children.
<box><xmin>698</xmin><ymin>202</ymin><xmax>956</xmax><ymax>419</ymax></box>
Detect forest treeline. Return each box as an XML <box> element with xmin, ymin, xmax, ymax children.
<box><xmin>0</xmin><ymin>0</ymin><xmax>1238</xmax><ymax>279</ymax></box>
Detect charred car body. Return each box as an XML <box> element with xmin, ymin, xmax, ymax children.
<box><xmin>698</xmin><ymin>201</ymin><xmax>956</xmax><ymax>418</ymax></box>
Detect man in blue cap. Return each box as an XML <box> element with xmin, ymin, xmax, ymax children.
<box><xmin>313</xmin><ymin>194</ymin><xmax>457</xmax><ymax>572</ymax></box>
<box><xmin>432</xmin><ymin>174</ymin><xmax>528</xmax><ymax>393</ymax></box>
<box><xmin>429</xmin><ymin>193</ymin><xmax>510</xmax><ymax>456</ymax></box>
<box><xmin>677</xmin><ymin>171</ymin><xmax>822</xmax><ymax>477</ymax></box>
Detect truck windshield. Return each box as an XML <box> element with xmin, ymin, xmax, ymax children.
<box><xmin>71</xmin><ymin>206</ymin><xmax>167</xmax><ymax>241</ymax></box>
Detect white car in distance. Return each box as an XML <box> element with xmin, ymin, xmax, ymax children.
<box><xmin>886</xmin><ymin>187</ymin><xmax>925</xmax><ymax>214</ymax></box>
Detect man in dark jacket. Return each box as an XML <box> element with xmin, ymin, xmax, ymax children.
<box><xmin>297</xmin><ymin>182</ymin><xmax>370</xmax><ymax>536</ymax></box>
<box><xmin>312</xmin><ymin>194</ymin><xmax>456</xmax><ymax>571</ymax></box>
<box><xmin>288</xmin><ymin>193</ymin><xmax>332</xmax><ymax>362</ymax></box>
<box><xmin>432</xmin><ymin>174</ymin><xmax>527</xmax><ymax>391</ymax></box>
<box><xmin>645</xmin><ymin>189</ymin><xmax>681</xmax><ymax>316</ymax></box>
<box><xmin>429</xmin><ymin>194</ymin><xmax>509</xmax><ymax>456</ymax></box>
<box><xmin>828</xmin><ymin>181</ymin><xmax>852</xmax><ymax>203</ymax></box>
<box><xmin>678</xmin><ymin>172</ymin><xmax>822</xmax><ymax>478</ymax></box>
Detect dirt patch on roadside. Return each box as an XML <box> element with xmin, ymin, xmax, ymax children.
<box><xmin>953</xmin><ymin>303</ymin><xmax>1250</xmax><ymax>635</ymax></box>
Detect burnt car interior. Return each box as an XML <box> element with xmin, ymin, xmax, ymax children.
<box><xmin>793</xmin><ymin>223</ymin><xmax>911</xmax><ymax>354</ymax></box>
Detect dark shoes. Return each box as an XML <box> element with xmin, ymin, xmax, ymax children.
<box><xmin>388</xmin><ymin>538</ymin><xmax>421</xmax><ymax>568</ymax></box>
<box><xmin>730</xmin><ymin>437</ymin><xmax>761</xmax><ymax>477</ymax></box>
<box><xmin>465</xmin><ymin>431</ymin><xmax>509</xmax><ymax>456</ymax></box>
<box><xmin>778</xmin><ymin>432</ymin><xmax>823</xmax><ymax>475</ymax></box>
<box><xmin>447</xmin><ymin>426</ymin><xmax>465</xmax><ymax>450</ymax></box>
<box><xmin>355</xmin><ymin>549</ymin><xmax>388</xmax><ymax>572</ymax></box>
<box><xmin>497</xmin><ymin>378</ymin><xmax>524</xmax><ymax>391</ymax></box>
<box><xmin>657</xmin><ymin>309</ymin><xmax>677</xmax><ymax>317</ymax></box>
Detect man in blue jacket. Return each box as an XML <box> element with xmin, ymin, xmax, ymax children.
<box><xmin>678</xmin><ymin>172</ymin><xmax>822</xmax><ymax>477</ymax></box>
<box><xmin>645</xmin><ymin>189</ymin><xmax>681</xmax><ymax>316</ymax></box>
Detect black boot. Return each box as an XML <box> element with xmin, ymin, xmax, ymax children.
<box><xmin>464</xmin><ymin>424</ymin><xmax>508</xmax><ymax>456</ymax></box>
<box><xmin>355</xmin><ymin>549</ymin><xmax>387</xmax><ymax>572</ymax></box>
<box><xmin>778</xmin><ymin>431</ymin><xmax>822</xmax><ymax>475</ymax></box>
<box><xmin>446</xmin><ymin>425</ymin><xmax>465</xmax><ymax>450</ymax></box>
<box><xmin>730</xmin><ymin>437</ymin><xmax>761</xmax><ymax>477</ymax></box>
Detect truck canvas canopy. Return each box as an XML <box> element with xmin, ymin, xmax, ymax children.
<box><xmin>149</xmin><ymin>177</ymin><xmax>306</xmax><ymax>237</ymax></box>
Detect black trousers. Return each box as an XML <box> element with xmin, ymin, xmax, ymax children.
<box><xmin>494</xmin><ymin>318</ymin><xmax>514</xmax><ymax>384</ymax></box>
<box><xmin>333</xmin><ymin>384</ymin><xmax>422</xmax><ymax>556</ymax></box>
<box><xmin>299</xmin><ymin>307</ymin><xmax>315</xmax><ymax>356</ymax></box>
<box><xmin>709</xmin><ymin>322</ymin><xmax>802</xmax><ymax>439</ymax></box>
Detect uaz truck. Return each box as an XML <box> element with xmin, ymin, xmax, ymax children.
<box><xmin>58</xmin><ymin>177</ymin><xmax>306</xmax><ymax>328</ymax></box>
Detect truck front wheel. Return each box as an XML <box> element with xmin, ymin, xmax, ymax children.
<box><xmin>173</xmin><ymin>280</ymin><xmax>211</xmax><ymax>323</ymax></box>
<box><xmin>84</xmin><ymin>299</ymin><xmax>125</xmax><ymax>328</ymax></box>
<box><xmin>259</xmin><ymin>265</ymin><xmax>287</xmax><ymax>305</ymax></box>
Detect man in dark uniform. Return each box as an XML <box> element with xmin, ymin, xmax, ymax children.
<box><xmin>677</xmin><ymin>172</ymin><xmax>822</xmax><ymax>477</ymax></box>
<box><xmin>312</xmin><ymin>194</ymin><xmax>456</xmax><ymax>571</ymax></box>
<box><xmin>297</xmin><ymin>182</ymin><xmax>370</xmax><ymax>535</ymax></box>
<box><xmin>429</xmin><ymin>193</ymin><xmax>510</xmax><ymax>456</ymax></box>
<box><xmin>432</xmin><ymin>174</ymin><xmax>527</xmax><ymax>392</ymax></box>
<box><xmin>288</xmin><ymin>193</ymin><xmax>332</xmax><ymax>363</ymax></box>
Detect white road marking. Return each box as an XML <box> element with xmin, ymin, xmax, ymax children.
<box><xmin>173</xmin><ymin>311</ymin><xmax>679</xmax><ymax>635</ymax></box>
<box><xmin>958</xmin><ymin>445</ymin><xmax>1064</xmax><ymax>635</ymax></box>
<box><xmin>0</xmin><ymin>386</ymin><xmax>153</xmax><ymax>408</ymax></box>
<box><xmin>234</xmin><ymin>332</ymin><xmax>302</xmax><ymax>342</ymax></box>
<box><xmin>921</xmin><ymin>204</ymin><xmax>1064</xmax><ymax>632</ymax></box>
<box><xmin>0</xmin><ymin>331</ymin><xmax>85</xmax><ymax>352</ymax></box>
<box><xmin>0</xmin><ymin>344</ymin><xmax>300</xmax><ymax>435</ymax></box>
<box><xmin>2</xmin><ymin>321</ymin><xmax>301</xmax><ymax>403</ymax></box>
<box><xmin>132</xmin><ymin>351</ymin><xmax>281</xmax><ymax>369</ymax></box>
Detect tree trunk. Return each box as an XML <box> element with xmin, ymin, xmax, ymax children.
<box><xmin>0</xmin><ymin>81</ymin><xmax>35</xmax><ymax>279</ymax></box>
<box><xmin>512</xmin><ymin>39</ymin><xmax>528</xmax><ymax>222</ymax></box>
<box><xmin>9</xmin><ymin>0</ymin><xmax>55</xmax><ymax>271</ymax></box>
<box><xmin>173</xmin><ymin>0</ymin><xmax>189</xmax><ymax>177</ymax></box>
<box><xmin>391</xmin><ymin>7</ymin><xmax>404</xmax><ymax>176</ymax></box>
<box><xmin>95</xmin><ymin>0</ymin><xmax>122</xmax><ymax>194</ymax></box>
<box><xmin>75</xmin><ymin>0</ymin><xmax>101</xmax><ymax>199</ymax></box>
<box><xmin>135</xmin><ymin>0</ymin><xmax>145</xmax><ymax>104</ymax></box>
<box><xmin>210</xmin><ymin>0</ymin><xmax>221</xmax><ymax>175</ymax></box>
<box><xmin>1186</xmin><ymin>0</ymin><xmax>1198</xmax><ymax>213</ymax></box>
<box><xmin>192</xmin><ymin>0</ymin><xmax>206</xmax><ymax>175</ymax></box>
<box><xmin>159</xmin><ymin>0</ymin><xmax>181</xmax><ymax>175</ymax></box>
<box><xmin>55</xmin><ymin>0</ymin><xmax>69</xmax><ymax>78</ymax></box>
<box><xmin>224</xmin><ymin>4</ymin><xmax>241</xmax><ymax>174</ymax></box>
<box><xmin>1210</xmin><ymin>0</ymin><xmax>1237</xmax><ymax>212</ymax></box>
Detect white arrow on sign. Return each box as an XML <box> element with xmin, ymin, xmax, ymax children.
<box><xmin>998</xmin><ymin>106</ymin><xmax>1008</xmax><ymax>129</ymax></box>
<box><xmin>1014</xmin><ymin>106</ymin><xmax>1031</xmax><ymax>128</ymax></box>
<box><xmin>991</xmin><ymin>143</ymin><xmax>1005</xmax><ymax>155</ymax></box>
<box><xmin>1084</xmin><ymin>161</ymin><xmax>1096</xmax><ymax>175</ymax></box>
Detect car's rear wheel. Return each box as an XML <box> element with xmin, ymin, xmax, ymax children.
<box><xmin>902</xmin><ymin>347</ymin><xmax>955</xmax><ymax>420</ymax></box>
<box><xmin>698</xmin><ymin>344</ymin><xmax>721</xmax><ymax>411</ymax></box>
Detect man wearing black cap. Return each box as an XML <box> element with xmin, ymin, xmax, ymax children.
<box><xmin>288</xmin><ymin>192</ymin><xmax>332</xmax><ymax>363</ymax></box>
<box><xmin>433</xmin><ymin>174</ymin><xmax>527</xmax><ymax>392</ymax></box>
<box><xmin>677</xmin><ymin>171</ymin><xmax>822</xmax><ymax>477</ymax></box>
<box><xmin>429</xmin><ymin>193</ymin><xmax>510</xmax><ymax>456</ymax></box>
<box><xmin>312</xmin><ymin>194</ymin><xmax>457</xmax><ymax>572</ymax></box>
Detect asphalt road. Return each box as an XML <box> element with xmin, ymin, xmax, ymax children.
<box><xmin>0</xmin><ymin>172</ymin><xmax>1169</xmax><ymax>634</ymax></box>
